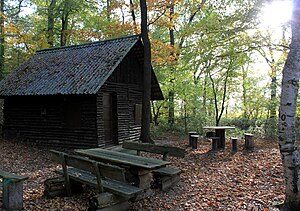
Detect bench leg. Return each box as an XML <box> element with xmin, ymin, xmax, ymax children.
<box><xmin>3</xmin><ymin>179</ymin><xmax>24</xmax><ymax>210</ymax></box>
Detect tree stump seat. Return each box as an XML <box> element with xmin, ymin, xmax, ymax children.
<box><xmin>211</xmin><ymin>137</ymin><xmax>220</xmax><ymax>151</ymax></box>
<box><xmin>188</xmin><ymin>131</ymin><xmax>198</xmax><ymax>146</ymax></box>
<box><xmin>245</xmin><ymin>133</ymin><xmax>255</xmax><ymax>151</ymax></box>
<box><xmin>190</xmin><ymin>135</ymin><xmax>199</xmax><ymax>149</ymax></box>
<box><xmin>231</xmin><ymin>137</ymin><xmax>238</xmax><ymax>152</ymax></box>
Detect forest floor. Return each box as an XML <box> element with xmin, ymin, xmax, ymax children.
<box><xmin>0</xmin><ymin>137</ymin><xmax>285</xmax><ymax>210</ymax></box>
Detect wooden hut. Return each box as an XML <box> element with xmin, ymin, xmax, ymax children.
<box><xmin>0</xmin><ymin>35</ymin><xmax>163</xmax><ymax>148</ymax></box>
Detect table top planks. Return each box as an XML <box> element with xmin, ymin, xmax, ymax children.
<box><xmin>75</xmin><ymin>148</ymin><xmax>171</xmax><ymax>170</ymax></box>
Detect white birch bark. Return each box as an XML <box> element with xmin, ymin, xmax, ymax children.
<box><xmin>278</xmin><ymin>0</ymin><xmax>300</xmax><ymax>208</ymax></box>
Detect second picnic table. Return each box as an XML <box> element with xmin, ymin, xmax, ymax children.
<box><xmin>75</xmin><ymin>148</ymin><xmax>171</xmax><ymax>189</ymax></box>
<box><xmin>203</xmin><ymin>126</ymin><xmax>235</xmax><ymax>149</ymax></box>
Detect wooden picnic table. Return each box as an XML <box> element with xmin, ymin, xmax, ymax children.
<box><xmin>75</xmin><ymin>148</ymin><xmax>171</xmax><ymax>189</ymax></box>
<box><xmin>203</xmin><ymin>126</ymin><xmax>235</xmax><ymax>149</ymax></box>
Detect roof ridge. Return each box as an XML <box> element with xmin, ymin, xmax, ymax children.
<box><xmin>36</xmin><ymin>34</ymin><xmax>141</xmax><ymax>54</ymax></box>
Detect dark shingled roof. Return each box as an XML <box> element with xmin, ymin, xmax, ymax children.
<box><xmin>0</xmin><ymin>35</ymin><xmax>163</xmax><ymax>100</ymax></box>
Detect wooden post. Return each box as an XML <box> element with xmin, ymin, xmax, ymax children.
<box><xmin>60</xmin><ymin>152</ymin><xmax>72</xmax><ymax>196</ymax></box>
<box><xmin>188</xmin><ymin>131</ymin><xmax>197</xmax><ymax>146</ymax></box>
<box><xmin>231</xmin><ymin>137</ymin><xmax>238</xmax><ymax>152</ymax></box>
<box><xmin>211</xmin><ymin>137</ymin><xmax>219</xmax><ymax>151</ymax></box>
<box><xmin>3</xmin><ymin>179</ymin><xmax>24</xmax><ymax>210</ymax></box>
<box><xmin>245</xmin><ymin>133</ymin><xmax>254</xmax><ymax>151</ymax></box>
<box><xmin>190</xmin><ymin>135</ymin><xmax>199</xmax><ymax>149</ymax></box>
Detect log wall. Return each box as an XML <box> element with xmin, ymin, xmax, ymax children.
<box><xmin>3</xmin><ymin>95</ymin><xmax>98</xmax><ymax>148</ymax></box>
<box><xmin>97</xmin><ymin>50</ymin><xmax>143</xmax><ymax>147</ymax></box>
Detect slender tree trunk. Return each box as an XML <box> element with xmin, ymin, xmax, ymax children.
<box><xmin>209</xmin><ymin>64</ymin><xmax>230</xmax><ymax>126</ymax></box>
<box><xmin>278</xmin><ymin>0</ymin><xmax>300</xmax><ymax>209</ymax></box>
<box><xmin>130</xmin><ymin>0</ymin><xmax>137</xmax><ymax>33</ymax></box>
<box><xmin>139</xmin><ymin>0</ymin><xmax>152</xmax><ymax>143</ymax></box>
<box><xmin>60</xmin><ymin>0</ymin><xmax>69</xmax><ymax>47</ymax></box>
<box><xmin>0</xmin><ymin>0</ymin><xmax>4</xmax><ymax>79</ymax></box>
<box><xmin>183</xmin><ymin>98</ymin><xmax>187</xmax><ymax>133</ymax></box>
<box><xmin>60</xmin><ymin>16</ymin><xmax>68</xmax><ymax>46</ymax></box>
<box><xmin>270</xmin><ymin>75</ymin><xmax>277</xmax><ymax>118</ymax></box>
<box><xmin>203</xmin><ymin>73</ymin><xmax>208</xmax><ymax>117</ymax></box>
<box><xmin>242</xmin><ymin>66</ymin><xmax>247</xmax><ymax>118</ymax></box>
<box><xmin>268</xmin><ymin>74</ymin><xmax>277</xmax><ymax>136</ymax></box>
<box><xmin>47</xmin><ymin>0</ymin><xmax>56</xmax><ymax>47</ymax></box>
<box><xmin>168</xmin><ymin>2</ymin><xmax>175</xmax><ymax>126</ymax></box>
<box><xmin>151</xmin><ymin>101</ymin><xmax>162</xmax><ymax>126</ymax></box>
<box><xmin>107</xmin><ymin>0</ymin><xmax>111</xmax><ymax>21</ymax></box>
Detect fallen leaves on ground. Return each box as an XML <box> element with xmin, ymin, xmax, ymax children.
<box><xmin>0</xmin><ymin>137</ymin><xmax>284</xmax><ymax>210</ymax></box>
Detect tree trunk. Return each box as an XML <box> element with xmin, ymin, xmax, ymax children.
<box><xmin>268</xmin><ymin>75</ymin><xmax>277</xmax><ymax>136</ymax></box>
<box><xmin>139</xmin><ymin>0</ymin><xmax>152</xmax><ymax>143</ymax></box>
<box><xmin>242</xmin><ymin>66</ymin><xmax>247</xmax><ymax>118</ymax></box>
<box><xmin>47</xmin><ymin>0</ymin><xmax>56</xmax><ymax>47</ymax></box>
<box><xmin>203</xmin><ymin>72</ymin><xmax>208</xmax><ymax>117</ymax></box>
<box><xmin>270</xmin><ymin>75</ymin><xmax>277</xmax><ymax>118</ymax></box>
<box><xmin>130</xmin><ymin>0</ymin><xmax>137</xmax><ymax>33</ymax></box>
<box><xmin>168</xmin><ymin>91</ymin><xmax>175</xmax><ymax>125</ymax></box>
<box><xmin>209</xmin><ymin>67</ymin><xmax>229</xmax><ymax>126</ymax></box>
<box><xmin>107</xmin><ymin>0</ymin><xmax>111</xmax><ymax>21</ymax></box>
<box><xmin>0</xmin><ymin>0</ymin><xmax>4</xmax><ymax>79</ymax></box>
<box><xmin>60</xmin><ymin>0</ymin><xmax>69</xmax><ymax>47</ymax></box>
<box><xmin>278</xmin><ymin>0</ymin><xmax>300</xmax><ymax>209</ymax></box>
<box><xmin>168</xmin><ymin>3</ymin><xmax>175</xmax><ymax>126</ymax></box>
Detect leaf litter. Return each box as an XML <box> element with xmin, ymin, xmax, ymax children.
<box><xmin>0</xmin><ymin>137</ymin><xmax>284</xmax><ymax>210</ymax></box>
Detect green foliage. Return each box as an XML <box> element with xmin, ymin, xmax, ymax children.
<box><xmin>0</xmin><ymin>0</ymin><xmax>292</xmax><ymax>139</ymax></box>
<box><xmin>150</xmin><ymin>119</ymin><xmax>187</xmax><ymax>140</ymax></box>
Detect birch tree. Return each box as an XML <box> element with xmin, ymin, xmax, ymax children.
<box><xmin>278</xmin><ymin>0</ymin><xmax>300</xmax><ymax>209</ymax></box>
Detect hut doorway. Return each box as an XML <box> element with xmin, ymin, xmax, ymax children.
<box><xmin>103</xmin><ymin>93</ymin><xmax>118</xmax><ymax>145</ymax></box>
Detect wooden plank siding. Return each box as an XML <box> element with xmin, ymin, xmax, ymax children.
<box><xmin>97</xmin><ymin>50</ymin><xmax>143</xmax><ymax>147</ymax></box>
<box><xmin>2</xmin><ymin>95</ymin><xmax>98</xmax><ymax>148</ymax></box>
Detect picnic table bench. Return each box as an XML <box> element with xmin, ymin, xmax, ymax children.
<box><xmin>122</xmin><ymin>141</ymin><xmax>185</xmax><ymax>191</ymax></box>
<box><xmin>0</xmin><ymin>170</ymin><xmax>28</xmax><ymax>210</ymax></box>
<box><xmin>48</xmin><ymin>150</ymin><xmax>142</xmax><ymax>210</ymax></box>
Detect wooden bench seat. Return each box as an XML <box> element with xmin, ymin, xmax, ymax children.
<box><xmin>122</xmin><ymin>141</ymin><xmax>185</xmax><ymax>191</ymax></box>
<box><xmin>152</xmin><ymin>167</ymin><xmax>181</xmax><ymax>191</ymax></box>
<box><xmin>153</xmin><ymin>167</ymin><xmax>181</xmax><ymax>176</ymax></box>
<box><xmin>0</xmin><ymin>170</ymin><xmax>28</xmax><ymax>210</ymax></box>
<box><xmin>56</xmin><ymin>168</ymin><xmax>141</xmax><ymax>198</ymax></box>
<box><xmin>122</xmin><ymin>141</ymin><xmax>185</xmax><ymax>160</ymax></box>
<box><xmin>48</xmin><ymin>150</ymin><xmax>142</xmax><ymax>210</ymax></box>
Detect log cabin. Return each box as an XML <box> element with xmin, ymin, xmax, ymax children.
<box><xmin>0</xmin><ymin>35</ymin><xmax>163</xmax><ymax>148</ymax></box>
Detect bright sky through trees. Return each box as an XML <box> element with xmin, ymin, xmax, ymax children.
<box><xmin>254</xmin><ymin>0</ymin><xmax>292</xmax><ymax>78</ymax></box>
<box><xmin>260</xmin><ymin>0</ymin><xmax>292</xmax><ymax>29</ymax></box>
